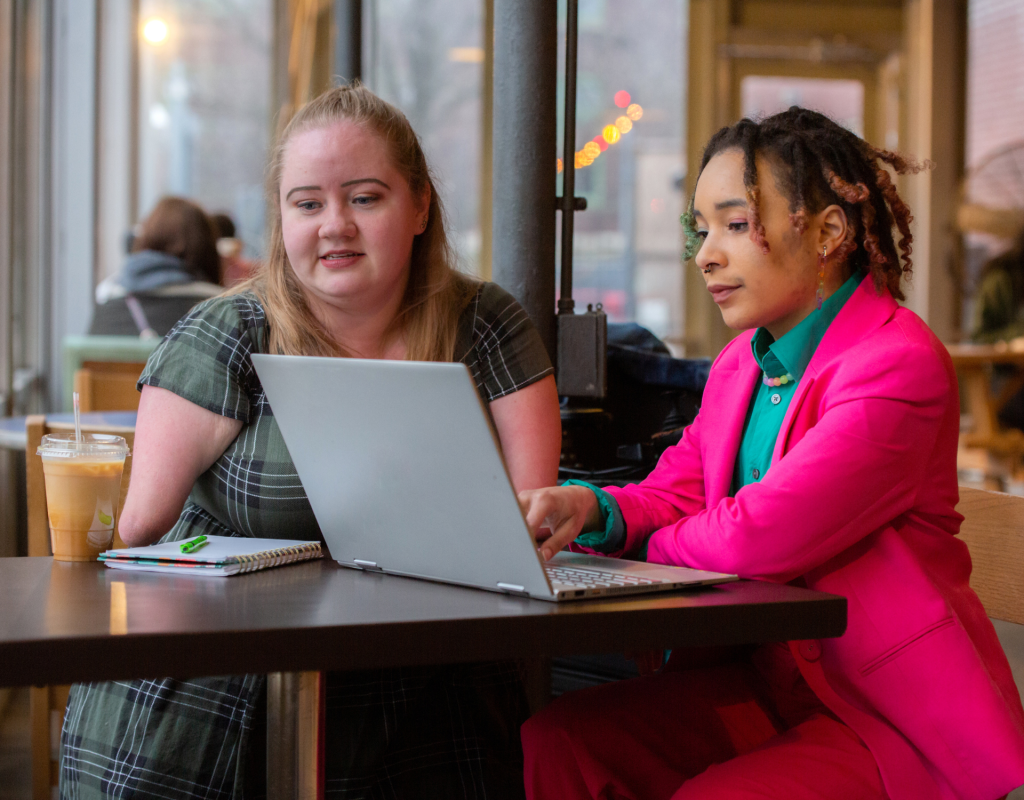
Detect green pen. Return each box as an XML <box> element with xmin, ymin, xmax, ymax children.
<box><xmin>180</xmin><ymin>535</ymin><xmax>209</xmax><ymax>554</ymax></box>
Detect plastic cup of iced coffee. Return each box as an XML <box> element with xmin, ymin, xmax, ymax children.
<box><xmin>37</xmin><ymin>432</ymin><xmax>130</xmax><ymax>562</ymax></box>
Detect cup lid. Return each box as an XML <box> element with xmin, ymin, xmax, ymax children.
<box><xmin>37</xmin><ymin>432</ymin><xmax>130</xmax><ymax>458</ymax></box>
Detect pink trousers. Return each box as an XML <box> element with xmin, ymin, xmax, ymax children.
<box><xmin>522</xmin><ymin>648</ymin><xmax>889</xmax><ymax>800</ymax></box>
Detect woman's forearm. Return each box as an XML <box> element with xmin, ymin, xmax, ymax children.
<box><xmin>489</xmin><ymin>375</ymin><xmax>561</xmax><ymax>492</ymax></box>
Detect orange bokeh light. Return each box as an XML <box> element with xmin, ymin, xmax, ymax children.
<box><xmin>615</xmin><ymin>116</ymin><xmax>633</xmax><ymax>134</ymax></box>
<box><xmin>582</xmin><ymin>141</ymin><xmax>601</xmax><ymax>159</ymax></box>
<box><xmin>602</xmin><ymin>124</ymin><xmax>621</xmax><ymax>144</ymax></box>
<box><xmin>614</xmin><ymin>90</ymin><xmax>631</xmax><ymax>108</ymax></box>
<box><xmin>557</xmin><ymin>158</ymin><xmax>563</xmax><ymax>173</ymax></box>
<box><xmin>626</xmin><ymin>103</ymin><xmax>643</xmax><ymax>121</ymax></box>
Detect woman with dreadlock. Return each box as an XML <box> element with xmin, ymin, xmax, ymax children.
<box><xmin>517</xmin><ymin>108</ymin><xmax>1024</xmax><ymax>800</ymax></box>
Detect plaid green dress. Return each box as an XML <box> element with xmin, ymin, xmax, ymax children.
<box><xmin>60</xmin><ymin>282</ymin><xmax>553</xmax><ymax>800</ymax></box>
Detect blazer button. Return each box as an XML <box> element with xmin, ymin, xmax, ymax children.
<box><xmin>798</xmin><ymin>639</ymin><xmax>822</xmax><ymax>662</ymax></box>
<box><xmin>770</xmin><ymin>393</ymin><xmax>781</xmax><ymax>405</ymax></box>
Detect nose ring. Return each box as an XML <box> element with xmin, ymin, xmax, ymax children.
<box><xmin>701</xmin><ymin>266</ymin><xmax>712</xmax><ymax>274</ymax></box>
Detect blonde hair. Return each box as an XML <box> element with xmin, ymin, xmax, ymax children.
<box><xmin>237</xmin><ymin>82</ymin><xmax>475</xmax><ymax>360</ymax></box>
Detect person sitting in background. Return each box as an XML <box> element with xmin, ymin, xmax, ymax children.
<box><xmin>210</xmin><ymin>211</ymin><xmax>257</xmax><ymax>287</ymax></box>
<box><xmin>972</xmin><ymin>227</ymin><xmax>1024</xmax><ymax>344</ymax></box>
<box><xmin>60</xmin><ymin>82</ymin><xmax>561</xmax><ymax>800</ymax></box>
<box><xmin>971</xmin><ymin>228</ymin><xmax>1024</xmax><ymax>430</ymax></box>
<box><xmin>89</xmin><ymin>196</ymin><xmax>223</xmax><ymax>337</ymax></box>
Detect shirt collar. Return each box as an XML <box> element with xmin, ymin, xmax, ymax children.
<box><xmin>751</xmin><ymin>269</ymin><xmax>865</xmax><ymax>380</ymax></box>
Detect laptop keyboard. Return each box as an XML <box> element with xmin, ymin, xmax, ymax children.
<box><xmin>544</xmin><ymin>564</ymin><xmax>660</xmax><ymax>589</ymax></box>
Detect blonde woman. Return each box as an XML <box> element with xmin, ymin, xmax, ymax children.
<box><xmin>60</xmin><ymin>84</ymin><xmax>561</xmax><ymax>799</ymax></box>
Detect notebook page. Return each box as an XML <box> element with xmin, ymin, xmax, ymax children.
<box><xmin>100</xmin><ymin>535</ymin><xmax>320</xmax><ymax>565</ymax></box>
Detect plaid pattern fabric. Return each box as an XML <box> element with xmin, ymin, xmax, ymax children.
<box><xmin>455</xmin><ymin>282</ymin><xmax>554</xmax><ymax>401</ymax></box>
<box><xmin>61</xmin><ymin>675</ymin><xmax>265</xmax><ymax>800</ymax></box>
<box><xmin>59</xmin><ymin>282</ymin><xmax>547</xmax><ymax>799</ymax></box>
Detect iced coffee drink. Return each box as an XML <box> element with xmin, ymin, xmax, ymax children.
<box><xmin>38</xmin><ymin>433</ymin><xmax>130</xmax><ymax>562</ymax></box>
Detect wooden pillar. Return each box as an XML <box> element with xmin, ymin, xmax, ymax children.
<box><xmin>683</xmin><ymin>0</ymin><xmax>734</xmax><ymax>357</ymax></box>
<box><xmin>901</xmin><ymin>0</ymin><xmax>967</xmax><ymax>341</ymax></box>
<box><xmin>267</xmin><ymin>670</ymin><xmax>325</xmax><ymax>799</ymax></box>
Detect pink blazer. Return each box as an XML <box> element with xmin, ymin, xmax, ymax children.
<box><xmin>602</xmin><ymin>275</ymin><xmax>1024</xmax><ymax>800</ymax></box>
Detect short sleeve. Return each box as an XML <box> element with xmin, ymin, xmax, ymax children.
<box><xmin>138</xmin><ymin>293</ymin><xmax>266</xmax><ymax>423</ymax></box>
<box><xmin>458</xmin><ymin>282</ymin><xmax>554</xmax><ymax>402</ymax></box>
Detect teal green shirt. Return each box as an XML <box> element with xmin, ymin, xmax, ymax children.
<box><xmin>575</xmin><ymin>270</ymin><xmax>864</xmax><ymax>554</ymax></box>
<box><xmin>731</xmin><ymin>269</ymin><xmax>862</xmax><ymax>495</ymax></box>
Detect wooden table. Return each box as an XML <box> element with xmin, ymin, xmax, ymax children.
<box><xmin>946</xmin><ymin>343</ymin><xmax>1024</xmax><ymax>454</ymax></box>
<box><xmin>1</xmin><ymin>557</ymin><xmax>846</xmax><ymax>798</ymax></box>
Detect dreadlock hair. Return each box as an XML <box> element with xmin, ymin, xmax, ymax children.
<box><xmin>681</xmin><ymin>108</ymin><xmax>931</xmax><ymax>302</ymax></box>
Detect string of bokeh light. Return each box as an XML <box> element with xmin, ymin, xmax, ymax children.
<box><xmin>557</xmin><ymin>90</ymin><xmax>644</xmax><ymax>174</ymax></box>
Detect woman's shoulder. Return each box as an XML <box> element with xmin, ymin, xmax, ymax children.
<box><xmin>458</xmin><ymin>280</ymin><xmax>535</xmax><ymax>342</ymax></box>
<box><xmin>890</xmin><ymin>305</ymin><xmax>955</xmax><ymax>373</ymax></box>
<box><xmin>828</xmin><ymin>305</ymin><xmax>953</xmax><ymax>404</ymax></box>
<box><xmin>171</xmin><ymin>290</ymin><xmax>268</xmax><ymax>337</ymax></box>
<box><xmin>140</xmin><ymin>291</ymin><xmax>267</xmax><ymax>421</ymax></box>
<box><xmin>472</xmin><ymin>279</ymin><xmax>517</xmax><ymax>308</ymax></box>
<box><xmin>455</xmin><ymin>279</ymin><xmax>553</xmax><ymax>399</ymax></box>
<box><xmin>151</xmin><ymin>290</ymin><xmax>269</xmax><ymax>372</ymax></box>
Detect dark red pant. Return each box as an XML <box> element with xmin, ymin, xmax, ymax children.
<box><xmin>522</xmin><ymin>648</ymin><xmax>889</xmax><ymax>800</ymax></box>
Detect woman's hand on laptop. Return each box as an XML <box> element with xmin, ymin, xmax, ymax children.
<box><xmin>517</xmin><ymin>485</ymin><xmax>602</xmax><ymax>561</ymax></box>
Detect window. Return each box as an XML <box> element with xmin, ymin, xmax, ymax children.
<box><xmin>962</xmin><ymin>0</ymin><xmax>1024</xmax><ymax>330</ymax></box>
<box><xmin>365</xmin><ymin>0</ymin><xmax>485</xmax><ymax>273</ymax></box>
<box><xmin>138</xmin><ymin>0</ymin><xmax>273</xmax><ymax>258</ymax></box>
<box><xmin>740</xmin><ymin>76</ymin><xmax>865</xmax><ymax>137</ymax></box>
<box><xmin>558</xmin><ymin>0</ymin><xmax>688</xmax><ymax>348</ymax></box>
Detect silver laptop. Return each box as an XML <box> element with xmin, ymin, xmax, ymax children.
<box><xmin>252</xmin><ymin>354</ymin><xmax>737</xmax><ymax>602</ymax></box>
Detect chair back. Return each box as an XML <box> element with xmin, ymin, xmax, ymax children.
<box><xmin>73</xmin><ymin>361</ymin><xmax>146</xmax><ymax>412</ymax></box>
<box><xmin>62</xmin><ymin>334</ymin><xmax>158</xmax><ymax>411</ymax></box>
<box><xmin>25</xmin><ymin>414</ymin><xmax>135</xmax><ymax>557</ymax></box>
<box><xmin>956</xmin><ymin>486</ymin><xmax>1024</xmax><ymax>625</ymax></box>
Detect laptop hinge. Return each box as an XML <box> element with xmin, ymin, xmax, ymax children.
<box><xmin>497</xmin><ymin>582</ymin><xmax>529</xmax><ymax>596</ymax></box>
<box><xmin>353</xmin><ymin>559</ymin><xmax>383</xmax><ymax>572</ymax></box>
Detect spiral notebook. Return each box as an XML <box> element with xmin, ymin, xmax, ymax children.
<box><xmin>99</xmin><ymin>536</ymin><xmax>323</xmax><ymax>576</ymax></box>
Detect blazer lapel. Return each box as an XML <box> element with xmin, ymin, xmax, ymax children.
<box><xmin>773</xmin><ymin>373</ymin><xmax>816</xmax><ymax>463</ymax></box>
<box><xmin>703</xmin><ymin>345</ymin><xmax>761</xmax><ymax>506</ymax></box>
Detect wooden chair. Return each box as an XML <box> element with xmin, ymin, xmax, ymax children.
<box><xmin>956</xmin><ymin>487</ymin><xmax>1024</xmax><ymax>625</ymax></box>
<box><xmin>73</xmin><ymin>360</ymin><xmax>147</xmax><ymax>412</ymax></box>
<box><xmin>61</xmin><ymin>334</ymin><xmax>159</xmax><ymax>411</ymax></box>
<box><xmin>25</xmin><ymin>414</ymin><xmax>135</xmax><ymax>799</ymax></box>
<box><xmin>957</xmin><ymin>488</ymin><xmax>1024</xmax><ymax>800</ymax></box>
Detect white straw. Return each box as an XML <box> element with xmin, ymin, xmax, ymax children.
<box><xmin>73</xmin><ymin>391</ymin><xmax>82</xmax><ymax>446</ymax></box>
